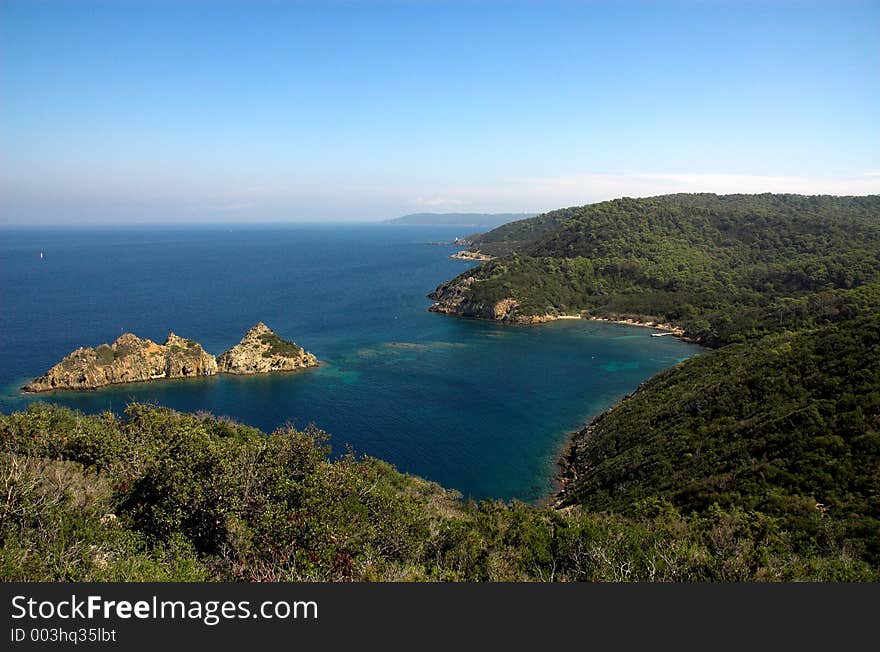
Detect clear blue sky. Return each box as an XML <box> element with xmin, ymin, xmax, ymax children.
<box><xmin>1</xmin><ymin>0</ymin><xmax>878</xmax><ymax>223</ymax></box>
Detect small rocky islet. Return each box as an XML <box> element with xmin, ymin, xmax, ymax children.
<box><xmin>217</xmin><ymin>322</ymin><xmax>318</xmax><ymax>374</ymax></box>
<box><xmin>22</xmin><ymin>322</ymin><xmax>318</xmax><ymax>393</ymax></box>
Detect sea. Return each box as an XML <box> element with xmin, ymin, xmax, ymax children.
<box><xmin>0</xmin><ymin>224</ymin><xmax>702</xmax><ymax>502</ymax></box>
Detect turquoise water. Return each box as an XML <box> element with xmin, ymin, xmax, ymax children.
<box><xmin>0</xmin><ymin>224</ymin><xmax>702</xmax><ymax>501</ymax></box>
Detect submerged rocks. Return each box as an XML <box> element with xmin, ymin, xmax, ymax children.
<box><xmin>23</xmin><ymin>323</ymin><xmax>317</xmax><ymax>393</ymax></box>
<box><xmin>217</xmin><ymin>322</ymin><xmax>318</xmax><ymax>374</ymax></box>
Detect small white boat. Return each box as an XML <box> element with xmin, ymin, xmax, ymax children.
<box><xmin>651</xmin><ymin>332</ymin><xmax>672</xmax><ymax>337</ymax></box>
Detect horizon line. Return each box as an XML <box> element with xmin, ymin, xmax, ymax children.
<box><xmin>2</xmin><ymin>190</ymin><xmax>880</xmax><ymax>227</ymax></box>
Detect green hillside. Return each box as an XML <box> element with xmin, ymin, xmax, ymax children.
<box><xmin>434</xmin><ymin>194</ymin><xmax>880</xmax><ymax>344</ymax></box>
<box><xmin>2</xmin><ymin>403</ymin><xmax>874</xmax><ymax>581</ymax></box>
<box><xmin>558</xmin><ymin>313</ymin><xmax>880</xmax><ymax>565</ymax></box>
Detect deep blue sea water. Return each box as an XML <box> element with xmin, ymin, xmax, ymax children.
<box><xmin>0</xmin><ymin>224</ymin><xmax>702</xmax><ymax>501</ymax></box>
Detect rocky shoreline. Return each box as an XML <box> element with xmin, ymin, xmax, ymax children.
<box><xmin>449</xmin><ymin>250</ymin><xmax>494</xmax><ymax>261</ymax></box>
<box><xmin>553</xmin><ymin>413</ymin><xmax>612</xmax><ymax>508</ymax></box>
<box><xmin>426</xmin><ymin>285</ymin><xmax>696</xmax><ymax>504</ymax></box>
<box><xmin>428</xmin><ymin>285</ymin><xmax>689</xmax><ymax>335</ymax></box>
<box><xmin>580</xmin><ymin>315</ymin><xmax>687</xmax><ymax>336</ymax></box>
<box><xmin>22</xmin><ymin>322</ymin><xmax>318</xmax><ymax>393</ymax></box>
<box><xmin>552</xmin><ymin>372</ymin><xmax>673</xmax><ymax>507</ymax></box>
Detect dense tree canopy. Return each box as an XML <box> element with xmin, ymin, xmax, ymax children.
<box><xmin>441</xmin><ymin>193</ymin><xmax>880</xmax><ymax>343</ymax></box>
<box><xmin>558</xmin><ymin>314</ymin><xmax>880</xmax><ymax>566</ymax></box>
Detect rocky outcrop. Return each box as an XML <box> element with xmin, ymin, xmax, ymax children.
<box><xmin>217</xmin><ymin>323</ymin><xmax>318</xmax><ymax>374</ymax></box>
<box><xmin>23</xmin><ymin>332</ymin><xmax>217</xmax><ymax>393</ymax></box>
<box><xmin>429</xmin><ymin>279</ymin><xmax>689</xmax><ymax>330</ymax></box>
<box><xmin>449</xmin><ymin>250</ymin><xmax>494</xmax><ymax>261</ymax></box>
<box><xmin>23</xmin><ymin>323</ymin><xmax>318</xmax><ymax>393</ymax></box>
<box><xmin>553</xmin><ymin>385</ymin><xmax>648</xmax><ymax>508</ymax></box>
<box><xmin>428</xmin><ymin>278</ymin><xmax>554</xmax><ymax>323</ymax></box>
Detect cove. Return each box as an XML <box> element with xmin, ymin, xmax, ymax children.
<box><xmin>0</xmin><ymin>224</ymin><xmax>703</xmax><ymax>501</ymax></box>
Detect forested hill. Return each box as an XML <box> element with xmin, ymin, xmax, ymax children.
<box><xmin>558</xmin><ymin>312</ymin><xmax>880</xmax><ymax>566</ymax></box>
<box><xmin>431</xmin><ymin>193</ymin><xmax>880</xmax><ymax>343</ymax></box>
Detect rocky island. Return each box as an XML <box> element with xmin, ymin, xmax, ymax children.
<box><xmin>23</xmin><ymin>323</ymin><xmax>317</xmax><ymax>393</ymax></box>
<box><xmin>217</xmin><ymin>322</ymin><xmax>318</xmax><ymax>374</ymax></box>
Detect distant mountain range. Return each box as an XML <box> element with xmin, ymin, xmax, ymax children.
<box><xmin>384</xmin><ymin>212</ymin><xmax>536</xmax><ymax>228</ymax></box>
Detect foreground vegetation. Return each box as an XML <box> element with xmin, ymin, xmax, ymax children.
<box><xmin>1</xmin><ymin>404</ymin><xmax>875</xmax><ymax>581</ymax></box>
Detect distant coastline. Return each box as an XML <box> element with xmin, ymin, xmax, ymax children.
<box><xmin>385</xmin><ymin>212</ymin><xmax>535</xmax><ymax>228</ymax></box>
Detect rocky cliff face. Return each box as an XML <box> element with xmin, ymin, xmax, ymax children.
<box><xmin>23</xmin><ymin>323</ymin><xmax>318</xmax><ymax>392</ymax></box>
<box><xmin>216</xmin><ymin>322</ymin><xmax>319</xmax><ymax>374</ymax></box>
<box><xmin>428</xmin><ymin>278</ymin><xmax>554</xmax><ymax>323</ymax></box>
<box><xmin>449</xmin><ymin>250</ymin><xmax>494</xmax><ymax>261</ymax></box>
<box><xmin>23</xmin><ymin>332</ymin><xmax>217</xmax><ymax>392</ymax></box>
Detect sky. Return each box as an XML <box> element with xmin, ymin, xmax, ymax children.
<box><xmin>1</xmin><ymin>0</ymin><xmax>878</xmax><ymax>224</ymax></box>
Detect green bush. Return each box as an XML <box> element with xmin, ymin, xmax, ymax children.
<box><xmin>260</xmin><ymin>333</ymin><xmax>303</xmax><ymax>358</ymax></box>
<box><xmin>1</xmin><ymin>404</ymin><xmax>875</xmax><ymax>581</ymax></box>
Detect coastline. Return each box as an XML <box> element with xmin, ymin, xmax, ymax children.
<box><xmin>551</xmin><ymin>420</ymin><xmax>604</xmax><ymax>508</ymax></box>
<box><xmin>516</xmin><ymin>310</ymin><xmax>685</xmax><ymax>334</ymax></box>
<box><xmin>426</xmin><ymin>299</ymin><xmax>700</xmax><ymax>505</ymax></box>
<box><xmin>542</xmin><ymin>400</ymin><xmax>630</xmax><ymax>509</ymax></box>
<box><xmin>427</xmin><ymin>283</ymin><xmax>691</xmax><ymax>338</ymax></box>
<box><xmin>493</xmin><ymin>310</ymin><xmax>695</xmax><ymax>506</ymax></box>
<box><xmin>580</xmin><ymin>315</ymin><xmax>688</xmax><ymax>337</ymax></box>
<box><xmin>449</xmin><ymin>250</ymin><xmax>494</xmax><ymax>261</ymax></box>
<box><xmin>505</xmin><ymin>310</ymin><xmax>690</xmax><ymax>338</ymax></box>
<box><xmin>20</xmin><ymin>363</ymin><xmax>320</xmax><ymax>395</ymax></box>
<box><xmin>521</xmin><ymin>313</ymin><xmax>694</xmax><ymax>506</ymax></box>
<box><xmin>547</xmin><ymin>319</ymin><xmax>703</xmax><ymax>506</ymax></box>
<box><xmin>548</xmin><ymin>432</ymin><xmax>580</xmax><ymax>508</ymax></box>
<box><xmin>550</xmin><ymin>385</ymin><xmax>648</xmax><ymax>508</ymax></box>
<box><xmin>536</xmin><ymin>430</ymin><xmax>578</xmax><ymax>509</ymax></box>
